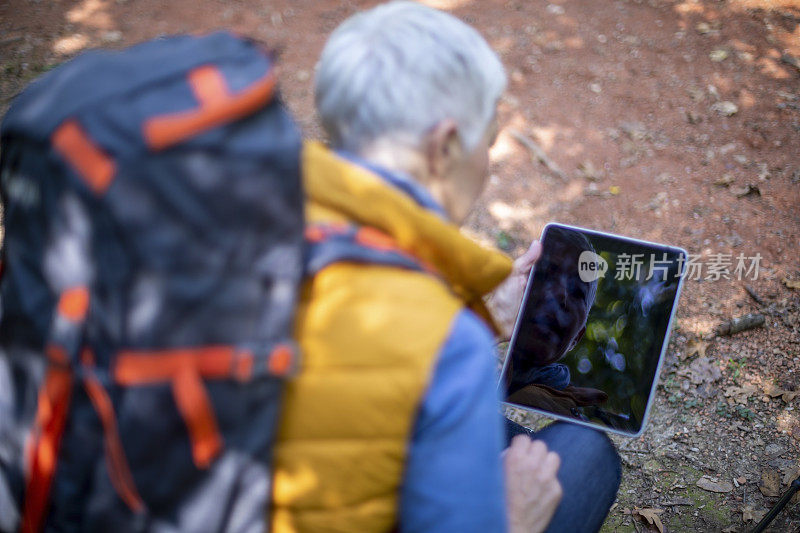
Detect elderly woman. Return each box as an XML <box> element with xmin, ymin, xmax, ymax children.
<box><xmin>270</xmin><ymin>3</ymin><xmax>620</xmax><ymax>533</ymax></box>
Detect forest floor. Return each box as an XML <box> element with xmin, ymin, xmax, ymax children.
<box><xmin>2</xmin><ymin>0</ymin><xmax>799</xmax><ymax>531</ymax></box>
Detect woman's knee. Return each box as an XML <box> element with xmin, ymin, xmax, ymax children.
<box><xmin>535</xmin><ymin>424</ymin><xmax>622</xmax><ymax>533</ymax></box>
<box><xmin>586</xmin><ymin>428</ymin><xmax>621</xmax><ymax>488</ymax></box>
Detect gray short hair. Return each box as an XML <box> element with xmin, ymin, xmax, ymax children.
<box><xmin>315</xmin><ymin>1</ymin><xmax>506</xmax><ymax>154</ymax></box>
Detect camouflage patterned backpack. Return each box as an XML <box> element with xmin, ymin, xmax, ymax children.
<box><xmin>0</xmin><ymin>32</ymin><xmax>303</xmax><ymax>532</ymax></box>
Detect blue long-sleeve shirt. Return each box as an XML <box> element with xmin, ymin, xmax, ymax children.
<box><xmin>337</xmin><ymin>151</ymin><xmax>508</xmax><ymax>531</ymax></box>
<box><xmin>400</xmin><ymin>310</ymin><xmax>508</xmax><ymax>531</ymax></box>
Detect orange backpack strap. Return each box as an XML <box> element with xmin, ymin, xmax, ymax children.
<box><xmin>114</xmin><ymin>344</ymin><xmax>295</xmax><ymax>469</ymax></box>
<box><xmin>52</xmin><ymin>120</ymin><xmax>116</xmax><ymax>195</ymax></box>
<box><xmin>304</xmin><ymin>223</ymin><xmax>439</xmax><ymax>277</ymax></box>
<box><xmin>19</xmin><ymin>287</ymin><xmax>88</xmax><ymax>533</ymax></box>
<box><xmin>80</xmin><ymin>350</ymin><xmax>145</xmax><ymax>513</ymax></box>
<box><xmin>143</xmin><ymin>65</ymin><xmax>277</xmax><ymax>151</ymax></box>
<box><xmin>20</xmin><ymin>347</ymin><xmax>72</xmax><ymax>533</ymax></box>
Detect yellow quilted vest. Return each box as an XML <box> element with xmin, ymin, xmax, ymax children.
<box><xmin>270</xmin><ymin>142</ymin><xmax>512</xmax><ymax>532</ymax></box>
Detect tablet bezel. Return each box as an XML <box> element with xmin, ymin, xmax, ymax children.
<box><xmin>498</xmin><ymin>222</ymin><xmax>688</xmax><ymax>438</ymax></box>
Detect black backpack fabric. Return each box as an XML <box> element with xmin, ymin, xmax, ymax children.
<box><xmin>0</xmin><ymin>32</ymin><xmax>303</xmax><ymax>532</ymax></box>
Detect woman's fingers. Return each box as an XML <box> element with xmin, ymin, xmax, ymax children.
<box><xmin>504</xmin><ymin>436</ymin><xmax>564</xmax><ymax>533</ymax></box>
<box><xmin>538</xmin><ymin>450</ymin><xmax>561</xmax><ymax>480</ymax></box>
<box><xmin>513</xmin><ymin>240</ymin><xmax>542</xmax><ymax>274</ymax></box>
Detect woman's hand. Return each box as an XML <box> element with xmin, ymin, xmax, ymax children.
<box><xmin>487</xmin><ymin>241</ymin><xmax>542</xmax><ymax>339</ymax></box>
<box><xmin>503</xmin><ymin>435</ymin><xmax>562</xmax><ymax>533</ymax></box>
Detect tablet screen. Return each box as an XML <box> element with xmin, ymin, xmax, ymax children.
<box><xmin>500</xmin><ymin>223</ymin><xmax>686</xmax><ymax>435</ymax></box>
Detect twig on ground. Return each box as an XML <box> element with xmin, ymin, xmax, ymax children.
<box><xmin>744</xmin><ymin>285</ymin><xmax>765</xmax><ymax>306</ymax></box>
<box><xmin>619</xmin><ymin>441</ymin><xmax>651</xmax><ymax>454</ymax></box>
<box><xmin>508</xmin><ymin>129</ymin><xmax>566</xmax><ymax>181</ymax></box>
<box><xmin>715</xmin><ymin>313</ymin><xmax>765</xmax><ymax>336</ymax></box>
<box><xmin>631</xmin><ymin>514</ymin><xmax>642</xmax><ymax>533</ymax></box>
<box><xmin>0</xmin><ymin>36</ymin><xmax>23</xmax><ymax>47</ymax></box>
<box><xmin>662</xmin><ymin>500</ymin><xmax>693</xmax><ymax>507</ymax></box>
<box><xmin>780</xmin><ymin>54</ymin><xmax>800</xmax><ymax>74</ymax></box>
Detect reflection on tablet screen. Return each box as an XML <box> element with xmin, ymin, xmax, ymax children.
<box><xmin>501</xmin><ymin>224</ymin><xmax>686</xmax><ymax>435</ymax></box>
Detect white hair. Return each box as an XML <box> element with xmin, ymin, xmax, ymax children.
<box><xmin>314</xmin><ymin>1</ymin><xmax>506</xmax><ymax>154</ymax></box>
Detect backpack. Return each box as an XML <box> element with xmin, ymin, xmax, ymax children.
<box><xmin>0</xmin><ymin>32</ymin><xmax>304</xmax><ymax>532</ymax></box>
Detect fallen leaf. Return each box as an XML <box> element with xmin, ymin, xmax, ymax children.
<box><xmin>710</xmin><ymin>48</ymin><xmax>729</xmax><ymax>62</ymax></box>
<box><xmin>763</xmin><ymin>383</ymin><xmax>799</xmax><ymax>403</ymax></box>
<box><xmin>647</xmin><ymin>191</ymin><xmax>668</xmax><ymax>210</ymax></box>
<box><xmin>686</xmin><ymin>110</ymin><xmax>702</xmax><ymax>124</ymax></box>
<box><xmin>633</xmin><ymin>507</ymin><xmax>664</xmax><ymax>533</ymax></box>
<box><xmin>682</xmin><ymin>357</ymin><xmax>722</xmax><ymax>384</ymax></box>
<box><xmin>577</xmin><ymin>160</ymin><xmax>602</xmax><ymax>181</ymax></box>
<box><xmin>584</xmin><ymin>183</ymin><xmax>602</xmax><ymax>196</ymax></box>
<box><xmin>101</xmin><ymin>30</ymin><xmax>122</xmax><ymax>44</ymax></box>
<box><xmin>742</xmin><ymin>506</ymin><xmax>752</xmax><ymax>521</ymax></box>
<box><xmin>763</xmin><ymin>383</ymin><xmax>780</xmax><ymax>396</ymax></box>
<box><xmin>783</xmin><ymin>465</ymin><xmax>800</xmax><ymax>485</ymax></box>
<box><xmin>759</xmin><ymin>469</ymin><xmax>780</xmax><ymax>497</ymax></box>
<box><xmin>757</xmin><ymin>163</ymin><xmax>770</xmax><ymax>181</ymax></box>
<box><xmin>736</xmin><ymin>476</ymin><xmax>747</xmax><ymax>485</ymax></box>
<box><xmin>742</xmin><ymin>505</ymin><xmax>767</xmax><ymax>522</ymax></box>
<box><xmin>714</xmin><ymin>174</ymin><xmax>734</xmax><ymax>187</ymax></box>
<box><xmin>724</xmin><ymin>385</ymin><xmax>757</xmax><ymax>405</ymax></box>
<box><xmin>783</xmin><ymin>278</ymin><xmax>800</xmax><ymax>290</ymax></box>
<box><xmin>711</xmin><ymin>101</ymin><xmax>739</xmax><ymax>116</ymax></box>
<box><xmin>731</xmin><ymin>184</ymin><xmax>760</xmax><ymax>198</ymax></box>
<box><xmin>765</xmin><ymin>443</ymin><xmax>785</xmax><ymax>456</ymax></box>
<box><xmin>685</xmin><ymin>338</ymin><xmax>710</xmax><ymax>359</ymax></box>
<box><xmin>697</xmin><ymin>475</ymin><xmax>733</xmax><ymax>493</ymax></box>
<box><xmin>688</xmin><ymin>86</ymin><xmax>705</xmax><ymax>101</ymax></box>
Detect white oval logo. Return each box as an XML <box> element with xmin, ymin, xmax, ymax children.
<box><xmin>578</xmin><ymin>251</ymin><xmax>608</xmax><ymax>282</ymax></box>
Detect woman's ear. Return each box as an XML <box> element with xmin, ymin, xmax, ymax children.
<box><xmin>425</xmin><ymin>119</ymin><xmax>462</xmax><ymax>180</ymax></box>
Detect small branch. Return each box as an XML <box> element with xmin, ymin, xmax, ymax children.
<box><xmin>715</xmin><ymin>313</ymin><xmax>765</xmax><ymax>336</ymax></box>
<box><xmin>508</xmin><ymin>129</ymin><xmax>566</xmax><ymax>181</ymax></box>
<box><xmin>780</xmin><ymin>54</ymin><xmax>800</xmax><ymax>73</ymax></box>
<box><xmin>0</xmin><ymin>36</ymin><xmax>23</xmax><ymax>48</ymax></box>
<box><xmin>631</xmin><ymin>515</ymin><xmax>642</xmax><ymax>533</ymax></box>
<box><xmin>744</xmin><ymin>285</ymin><xmax>765</xmax><ymax>306</ymax></box>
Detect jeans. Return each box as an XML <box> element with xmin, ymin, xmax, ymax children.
<box><xmin>505</xmin><ymin>419</ymin><xmax>621</xmax><ymax>533</ymax></box>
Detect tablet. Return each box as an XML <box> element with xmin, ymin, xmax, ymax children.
<box><xmin>499</xmin><ymin>223</ymin><xmax>687</xmax><ymax>437</ymax></box>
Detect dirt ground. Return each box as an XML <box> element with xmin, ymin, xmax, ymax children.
<box><xmin>1</xmin><ymin>0</ymin><xmax>799</xmax><ymax>531</ymax></box>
